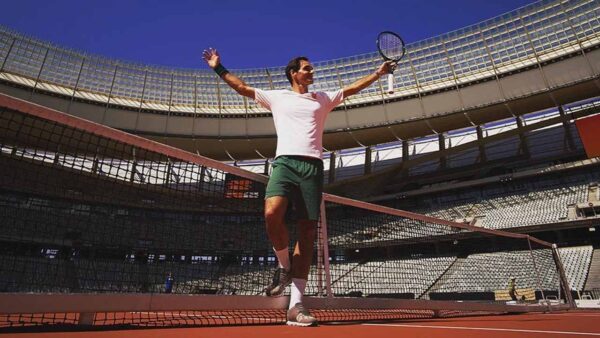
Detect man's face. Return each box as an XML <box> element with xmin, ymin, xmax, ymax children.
<box><xmin>292</xmin><ymin>60</ymin><xmax>314</xmax><ymax>86</ymax></box>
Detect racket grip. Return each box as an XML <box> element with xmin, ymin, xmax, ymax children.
<box><xmin>387</xmin><ymin>73</ymin><xmax>394</xmax><ymax>94</ymax></box>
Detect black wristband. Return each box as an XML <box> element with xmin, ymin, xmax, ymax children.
<box><xmin>214</xmin><ymin>64</ymin><xmax>229</xmax><ymax>77</ymax></box>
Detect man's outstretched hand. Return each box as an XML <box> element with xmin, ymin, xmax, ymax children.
<box><xmin>376</xmin><ymin>60</ymin><xmax>397</xmax><ymax>76</ymax></box>
<box><xmin>202</xmin><ymin>48</ymin><xmax>220</xmax><ymax>69</ymax></box>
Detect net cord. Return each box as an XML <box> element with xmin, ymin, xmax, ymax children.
<box><xmin>323</xmin><ymin>193</ymin><xmax>554</xmax><ymax>248</ymax></box>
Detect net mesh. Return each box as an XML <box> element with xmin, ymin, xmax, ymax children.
<box><xmin>1</xmin><ymin>308</ymin><xmax>509</xmax><ymax>331</ymax></box>
<box><xmin>0</xmin><ymin>95</ymin><xmax>570</xmax><ymax>330</ymax></box>
<box><xmin>323</xmin><ymin>199</ymin><xmax>562</xmax><ymax>301</ymax></box>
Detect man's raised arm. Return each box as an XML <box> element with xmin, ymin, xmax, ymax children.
<box><xmin>342</xmin><ymin>61</ymin><xmax>395</xmax><ymax>98</ymax></box>
<box><xmin>202</xmin><ymin>48</ymin><xmax>255</xmax><ymax>99</ymax></box>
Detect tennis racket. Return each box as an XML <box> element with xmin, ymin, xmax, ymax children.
<box><xmin>376</xmin><ymin>31</ymin><xmax>406</xmax><ymax>94</ymax></box>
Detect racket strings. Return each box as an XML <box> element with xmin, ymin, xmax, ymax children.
<box><xmin>378</xmin><ymin>34</ymin><xmax>405</xmax><ymax>61</ymax></box>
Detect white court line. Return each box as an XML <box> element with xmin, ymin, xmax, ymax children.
<box><xmin>539</xmin><ymin>314</ymin><xmax>600</xmax><ymax>317</ymax></box>
<box><xmin>363</xmin><ymin>323</ymin><xmax>600</xmax><ymax>336</ymax></box>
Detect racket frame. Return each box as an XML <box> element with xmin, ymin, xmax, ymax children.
<box><xmin>376</xmin><ymin>31</ymin><xmax>406</xmax><ymax>94</ymax></box>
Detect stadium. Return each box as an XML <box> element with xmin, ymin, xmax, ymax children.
<box><xmin>1</xmin><ymin>0</ymin><xmax>600</xmax><ymax>336</ymax></box>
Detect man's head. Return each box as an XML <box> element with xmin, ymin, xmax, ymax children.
<box><xmin>285</xmin><ymin>56</ymin><xmax>314</xmax><ymax>86</ymax></box>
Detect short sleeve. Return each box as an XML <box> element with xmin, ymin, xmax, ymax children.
<box><xmin>254</xmin><ymin>88</ymin><xmax>273</xmax><ymax>110</ymax></box>
<box><xmin>322</xmin><ymin>89</ymin><xmax>344</xmax><ymax>110</ymax></box>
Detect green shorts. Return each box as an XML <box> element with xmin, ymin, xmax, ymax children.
<box><xmin>265</xmin><ymin>155</ymin><xmax>324</xmax><ymax>221</ymax></box>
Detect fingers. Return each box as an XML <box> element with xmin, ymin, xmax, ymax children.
<box><xmin>202</xmin><ymin>48</ymin><xmax>214</xmax><ymax>57</ymax></box>
<box><xmin>385</xmin><ymin>60</ymin><xmax>397</xmax><ymax>73</ymax></box>
<box><xmin>376</xmin><ymin>60</ymin><xmax>396</xmax><ymax>76</ymax></box>
<box><xmin>202</xmin><ymin>47</ymin><xmax>218</xmax><ymax>60</ymax></box>
<box><xmin>202</xmin><ymin>49</ymin><xmax>210</xmax><ymax>61</ymax></box>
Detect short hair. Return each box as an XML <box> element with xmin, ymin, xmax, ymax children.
<box><xmin>285</xmin><ymin>56</ymin><xmax>309</xmax><ymax>85</ymax></box>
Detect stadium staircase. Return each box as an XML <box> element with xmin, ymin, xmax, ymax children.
<box><xmin>584</xmin><ymin>248</ymin><xmax>600</xmax><ymax>291</ymax></box>
<box><xmin>349</xmin><ymin>261</ymin><xmax>386</xmax><ymax>294</ymax></box>
<box><xmin>419</xmin><ymin>257</ymin><xmax>462</xmax><ymax>299</ymax></box>
<box><xmin>330</xmin><ymin>263</ymin><xmax>362</xmax><ymax>290</ymax></box>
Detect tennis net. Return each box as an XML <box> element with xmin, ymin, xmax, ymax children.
<box><xmin>0</xmin><ymin>93</ymin><xmax>573</xmax><ymax>330</ymax></box>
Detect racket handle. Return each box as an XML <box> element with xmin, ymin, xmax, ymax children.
<box><xmin>387</xmin><ymin>73</ymin><xmax>394</xmax><ymax>94</ymax></box>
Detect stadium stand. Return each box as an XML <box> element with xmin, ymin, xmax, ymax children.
<box><xmin>428</xmin><ymin>246</ymin><xmax>593</xmax><ymax>295</ymax></box>
<box><xmin>384</xmin><ymin>169</ymin><xmax>600</xmax><ymax>231</ymax></box>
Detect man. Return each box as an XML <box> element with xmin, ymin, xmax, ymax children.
<box><xmin>508</xmin><ymin>277</ymin><xmax>519</xmax><ymax>301</ymax></box>
<box><xmin>202</xmin><ymin>48</ymin><xmax>394</xmax><ymax>326</ymax></box>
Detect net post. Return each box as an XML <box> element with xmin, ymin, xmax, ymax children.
<box><xmin>552</xmin><ymin>244</ymin><xmax>576</xmax><ymax>309</ymax></box>
<box><xmin>526</xmin><ymin>237</ymin><xmax>548</xmax><ymax>311</ymax></box>
<box><xmin>317</xmin><ymin>209</ymin><xmax>324</xmax><ymax>297</ymax></box>
<box><xmin>78</xmin><ymin>312</ymin><xmax>95</xmax><ymax>325</ymax></box>
<box><xmin>319</xmin><ymin>198</ymin><xmax>333</xmax><ymax>298</ymax></box>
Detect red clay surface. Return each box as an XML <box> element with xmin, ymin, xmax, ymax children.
<box><xmin>3</xmin><ymin>311</ymin><xmax>600</xmax><ymax>338</ymax></box>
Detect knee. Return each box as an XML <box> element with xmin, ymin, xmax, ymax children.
<box><xmin>264</xmin><ymin>207</ymin><xmax>283</xmax><ymax>225</ymax></box>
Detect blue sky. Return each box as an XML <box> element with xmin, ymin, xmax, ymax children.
<box><xmin>2</xmin><ymin>0</ymin><xmax>534</xmax><ymax>69</ymax></box>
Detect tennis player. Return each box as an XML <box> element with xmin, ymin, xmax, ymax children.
<box><xmin>203</xmin><ymin>48</ymin><xmax>394</xmax><ymax>326</ymax></box>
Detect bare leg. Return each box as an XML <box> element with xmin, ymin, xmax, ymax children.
<box><xmin>264</xmin><ymin>196</ymin><xmax>294</xmax><ymax>297</ymax></box>
<box><xmin>264</xmin><ymin>196</ymin><xmax>289</xmax><ymax>250</ymax></box>
<box><xmin>291</xmin><ymin>219</ymin><xmax>317</xmax><ymax>279</ymax></box>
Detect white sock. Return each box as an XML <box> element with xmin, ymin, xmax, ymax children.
<box><xmin>289</xmin><ymin>278</ymin><xmax>307</xmax><ymax>309</ymax></box>
<box><xmin>274</xmin><ymin>247</ymin><xmax>290</xmax><ymax>271</ymax></box>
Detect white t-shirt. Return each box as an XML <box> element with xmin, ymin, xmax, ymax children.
<box><xmin>254</xmin><ymin>88</ymin><xmax>344</xmax><ymax>160</ymax></box>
